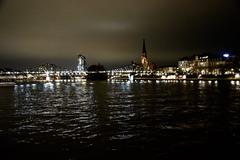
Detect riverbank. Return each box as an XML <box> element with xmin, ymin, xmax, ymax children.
<box><xmin>110</xmin><ymin>77</ymin><xmax>240</xmax><ymax>81</ymax></box>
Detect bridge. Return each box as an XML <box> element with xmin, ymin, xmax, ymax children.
<box><xmin>0</xmin><ymin>64</ymin><xmax>162</xmax><ymax>82</ymax></box>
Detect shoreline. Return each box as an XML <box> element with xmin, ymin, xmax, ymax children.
<box><xmin>3</xmin><ymin>78</ymin><xmax>240</xmax><ymax>84</ymax></box>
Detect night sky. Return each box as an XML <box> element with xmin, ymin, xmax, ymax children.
<box><xmin>0</xmin><ymin>0</ymin><xmax>239</xmax><ymax>69</ymax></box>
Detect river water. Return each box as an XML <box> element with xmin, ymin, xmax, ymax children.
<box><xmin>0</xmin><ymin>80</ymin><xmax>240</xmax><ymax>159</ymax></box>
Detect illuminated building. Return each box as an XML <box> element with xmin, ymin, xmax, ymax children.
<box><xmin>159</xmin><ymin>67</ymin><xmax>178</xmax><ymax>75</ymax></box>
<box><xmin>178</xmin><ymin>53</ymin><xmax>237</xmax><ymax>76</ymax></box>
<box><xmin>77</xmin><ymin>54</ymin><xmax>87</xmax><ymax>71</ymax></box>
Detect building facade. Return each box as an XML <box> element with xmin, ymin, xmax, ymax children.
<box><xmin>178</xmin><ymin>54</ymin><xmax>236</xmax><ymax>76</ymax></box>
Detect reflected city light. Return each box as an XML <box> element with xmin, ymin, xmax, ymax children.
<box><xmin>4</xmin><ymin>78</ymin><xmax>240</xmax><ymax>159</ymax></box>
<box><xmin>236</xmin><ymin>81</ymin><xmax>240</xmax><ymax>86</ymax></box>
<box><xmin>31</xmin><ymin>84</ymin><xmax>37</xmax><ymax>89</ymax></box>
<box><xmin>126</xmin><ymin>81</ymin><xmax>131</xmax><ymax>84</ymax></box>
<box><xmin>14</xmin><ymin>85</ymin><xmax>18</xmax><ymax>91</ymax></box>
<box><xmin>71</xmin><ymin>83</ymin><xmax>76</xmax><ymax>87</ymax></box>
<box><xmin>198</xmin><ymin>80</ymin><xmax>207</xmax><ymax>88</ymax></box>
<box><xmin>140</xmin><ymin>80</ymin><xmax>144</xmax><ymax>83</ymax></box>
<box><xmin>44</xmin><ymin>82</ymin><xmax>54</xmax><ymax>91</ymax></box>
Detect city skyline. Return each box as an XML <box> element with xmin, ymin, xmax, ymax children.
<box><xmin>0</xmin><ymin>0</ymin><xmax>240</xmax><ymax>69</ymax></box>
<box><xmin>1</xmin><ymin>1</ymin><xmax>240</xmax><ymax>159</ymax></box>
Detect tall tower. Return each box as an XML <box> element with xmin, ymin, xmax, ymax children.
<box><xmin>77</xmin><ymin>54</ymin><xmax>87</xmax><ymax>71</ymax></box>
<box><xmin>141</xmin><ymin>39</ymin><xmax>149</xmax><ymax>70</ymax></box>
<box><xmin>142</xmin><ymin>39</ymin><xmax>147</xmax><ymax>58</ymax></box>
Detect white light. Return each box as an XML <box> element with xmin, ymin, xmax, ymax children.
<box><xmin>236</xmin><ymin>81</ymin><xmax>240</xmax><ymax>85</ymax></box>
<box><xmin>235</xmin><ymin>73</ymin><xmax>240</xmax><ymax>79</ymax></box>
<box><xmin>223</xmin><ymin>53</ymin><xmax>229</xmax><ymax>58</ymax></box>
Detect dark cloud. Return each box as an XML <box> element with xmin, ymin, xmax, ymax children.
<box><xmin>0</xmin><ymin>0</ymin><xmax>239</xmax><ymax>69</ymax></box>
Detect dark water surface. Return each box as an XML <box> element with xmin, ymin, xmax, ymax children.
<box><xmin>1</xmin><ymin>80</ymin><xmax>240</xmax><ymax>159</ymax></box>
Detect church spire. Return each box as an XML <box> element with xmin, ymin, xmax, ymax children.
<box><xmin>142</xmin><ymin>39</ymin><xmax>147</xmax><ymax>57</ymax></box>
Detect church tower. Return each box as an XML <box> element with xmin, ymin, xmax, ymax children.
<box><xmin>141</xmin><ymin>39</ymin><xmax>149</xmax><ymax>70</ymax></box>
<box><xmin>142</xmin><ymin>39</ymin><xmax>147</xmax><ymax>58</ymax></box>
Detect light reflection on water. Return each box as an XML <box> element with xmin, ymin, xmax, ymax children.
<box><xmin>1</xmin><ymin>80</ymin><xmax>240</xmax><ymax>158</ymax></box>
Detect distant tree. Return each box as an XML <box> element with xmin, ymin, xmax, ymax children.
<box><xmin>87</xmin><ymin>64</ymin><xmax>107</xmax><ymax>80</ymax></box>
<box><xmin>87</xmin><ymin>64</ymin><xmax>105</xmax><ymax>72</ymax></box>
